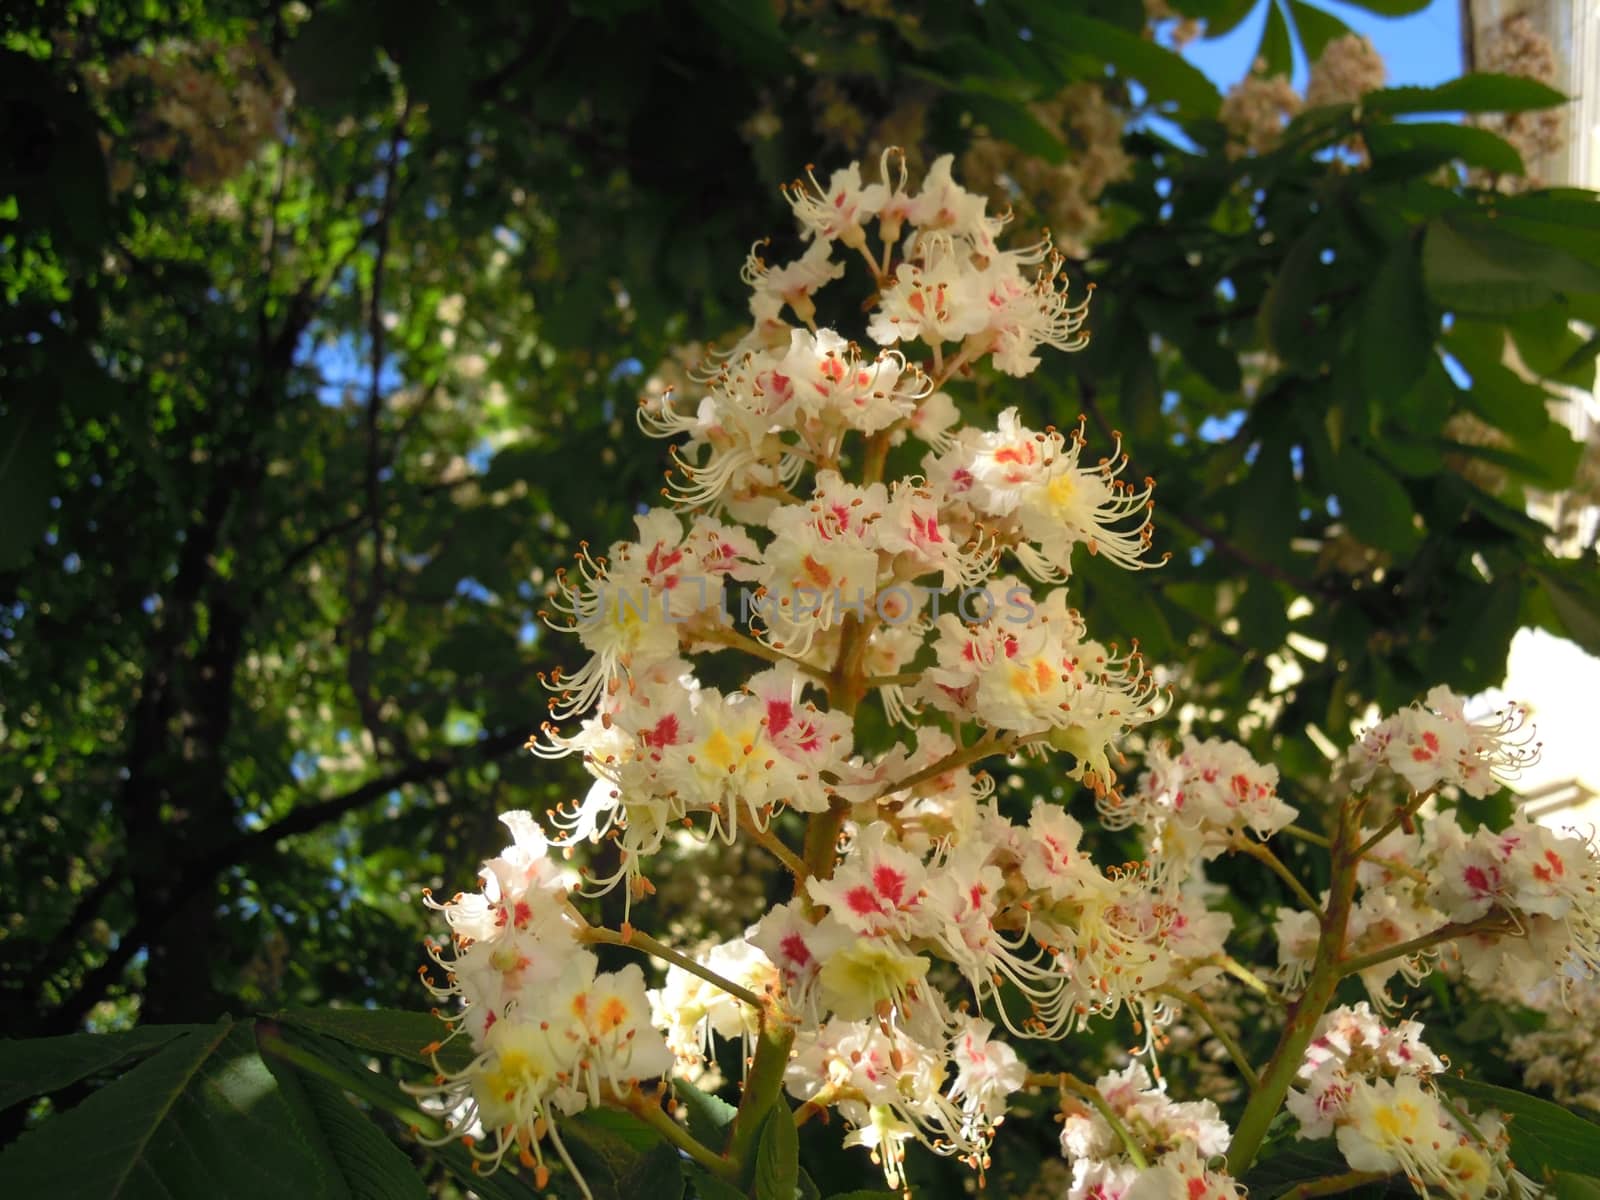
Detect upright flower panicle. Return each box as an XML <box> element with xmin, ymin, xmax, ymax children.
<box><xmin>409</xmin><ymin>150</ymin><xmax>1591</xmax><ymax>1200</ymax></box>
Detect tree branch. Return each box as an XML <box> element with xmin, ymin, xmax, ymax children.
<box><xmin>35</xmin><ymin>729</ymin><xmax>527</xmax><ymax>1035</ymax></box>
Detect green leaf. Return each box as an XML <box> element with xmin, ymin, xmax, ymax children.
<box><xmin>1506</xmin><ymin>305</ymin><xmax>1600</xmax><ymax>388</ymax></box>
<box><xmin>1336</xmin><ymin>0</ymin><xmax>1428</xmax><ymax>14</ymax></box>
<box><xmin>1449</xmin><ymin>331</ymin><xmax>1552</xmax><ymax>438</ymax></box>
<box><xmin>262</xmin><ymin>1026</ymin><xmax>532</xmax><ymax>1200</ymax></box>
<box><xmin>0</xmin><ymin>1025</ymin><xmax>210</xmax><ymax>1111</ymax></box>
<box><xmin>1024</xmin><ymin>12</ymin><xmax>1221</xmax><ymax>115</ymax></box>
<box><xmin>1261</xmin><ymin>222</ymin><xmax>1333</xmax><ymax>368</ymax></box>
<box><xmin>1360</xmin><ymin>241</ymin><xmax>1433</xmax><ymax>405</ymax></box>
<box><xmin>1240</xmin><ymin>1139</ymin><xmax>1353</xmax><ymax>1200</ymax></box>
<box><xmin>1553</xmin><ymin>1174</ymin><xmax>1600</xmax><ymax>1200</ymax></box>
<box><xmin>1531</xmin><ymin>567</ymin><xmax>1600</xmax><ymax>657</ymax></box>
<box><xmin>260</xmin><ymin>1037</ymin><xmax>428</xmax><ymax>1200</ymax></box>
<box><xmin>1232</xmin><ymin>433</ymin><xmax>1299</xmax><ymax>559</ymax></box>
<box><xmin>564</xmin><ymin>1111</ymin><xmax>683</xmax><ymax>1200</ymax></box>
<box><xmin>1437</xmin><ymin>1077</ymin><xmax>1600</xmax><ymax>1178</ymax></box>
<box><xmin>1286</xmin><ymin>1</ymin><xmax>1352</xmax><ymax>61</ymax></box>
<box><xmin>1423</xmin><ymin>217</ymin><xmax>1600</xmax><ymax>315</ymax></box>
<box><xmin>1366</xmin><ymin>122</ymin><xmax>1525</xmax><ymax>176</ymax></box>
<box><xmin>274</xmin><ymin>1009</ymin><xmax>469</xmax><ymax>1072</ymax></box>
<box><xmin>674</xmin><ymin>1077</ymin><xmax>739</xmax><ymax>1148</ymax></box>
<box><xmin>823</xmin><ymin>1193</ymin><xmax>900</xmax><ymax>1200</ymax></box>
<box><xmin>0</xmin><ymin>1019</ymin><xmax>347</xmax><ymax>1199</ymax></box>
<box><xmin>1335</xmin><ymin>448</ymin><xmax>1420</xmax><ymax>554</ymax></box>
<box><xmin>754</xmin><ymin>1103</ymin><xmax>799</xmax><ymax>1200</ymax></box>
<box><xmin>1257</xmin><ymin>0</ymin><xmax>1293</xmax><ymax>78</ymax></box>
<box><xmin>1175</xmin><ymin>0</ymin><xmax>1259</xmax><ymax>40</ymax></box>
<box><xmin>956</xmin><ymin>94</ymin><xmax>1069</xmax><ymax>164</ymax></box>
<box><xmin>689</xmin><ymin>1167</ymin><xmax>751</xmax><ymax>1200</ymax></box>
<box><xmin>1367</xmin><ymin>73</ymin><xmax>1567</xmax><ymax>115</ymax></box>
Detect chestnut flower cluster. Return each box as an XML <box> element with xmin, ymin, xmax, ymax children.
<box><xmin>411</xmin><ymin>153</ymin><xmax>1595</xmax><ymax>1199</ymax></box>
<box><xmin>1289</xmin><ymin>1004</ymin><xmax>1524</xmax><ymax>1200</ymax></box>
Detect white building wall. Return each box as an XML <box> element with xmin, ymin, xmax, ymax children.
<box><xmin>1465</xmin><ymin>0</ymin><xmax>1600</xmax><ymax>819</ymax></box>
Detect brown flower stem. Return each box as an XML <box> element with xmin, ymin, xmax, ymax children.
<box><xmin>1354</xmin><ymin>789</ymin><xmax>1435</xmax><ymax>859</ymax></box>
<box><xmin>744</xmin><ymin>816</ymin><xmax>808</xmax><ymax>880</ymax></box>
<box><xmin>696</xmin><ymin>626</ymin><xmax>831</xmax><ymax>683</ymax></box>
<box><xmin>1336</xmin><ymin>915</ymin><xmax>1517</xmax><ymax>980</ymax></box>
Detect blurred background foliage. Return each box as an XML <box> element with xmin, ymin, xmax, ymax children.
<box><xmin>3</xmin><ymin>0</ymin><xmax>1598</xmax><ymax>1194</ymax></box>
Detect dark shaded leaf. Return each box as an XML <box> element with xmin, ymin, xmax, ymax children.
<box><xmin>1287</xmin><ymin>0</ymin><xmax>1352</xmax><ymax>60</ymax></box>
<box><xmin>0</xmin><ymin>1025</ymin><xmax>209</xmax><ymax>1111</ymax></box>
<box><xmin>1437</xmin><ymin>1077</ymin><xmax>1600</xmax><ymax>1178</ymax></box>
<box><xmin>0</xmin><ymin>1020</ymin><xmax>345</xmax><ymax>1199</ymax></box>
<box><xmin>1368</xmin><ymin>74</ymin><xmax>1567</xmax><ymax>115</ymax></box>
<box><xmin>1335</xmin><ymin>448</ymin><xmax>1420</xmax><ymax>554</ymax></box>
<box><xmin>1257</xmin><ymin>0</ymin><xmax>1292</xmax><ymax>78</ymax></box>
<box><xmin>1366</xmin><ymin>123</ymin><xmax>1525</xmax><ymax>176</ymax></box>
<box><xmin>274</xmin><ymin>1009</ymin><xmax>469</xmax><ymax>1072</ymax></box>
<box><xmin>0</xmin><ymin>388</ymin><xmax>60</xmax><ymax>571</ymax></box>
<box><xmin>260</xmin><ymin>1034</ymin><xmax>428</xmax><ymax>1200</ymax></box>
<box><xmin>1531</xmin><ymin>567</ymin><xmax>1600</xmax><ymax>657</ymax></box>
<box><xmin>1360</xmin><ymin>240</ymin><xmax>1433</xmax><ymax>404</ymax></box>
<box><xmin>754</xmin><ymin>1103</ymin><xmax>799</xmax><ymax>1200</ymax></box>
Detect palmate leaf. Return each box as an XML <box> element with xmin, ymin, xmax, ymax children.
<box><xmin>0</xmin><ymin>1019</ymin><xmax>346</xmax><ymax>1199</ymax></box>
<box><xmin>260</xmin><ymin>1040</ymin><xmax>429</xmax><ymax>1200</ymax></box>
<box><xmin>0</xmin><ymin>1023</ymin><xmax>209</xmax><ymax>1111</ymax></box>
<box><xmin>1286</xmin><ymin>0</ymin><xmax>1352</xmax><ymax>61</ymax></box>
<box><xmin>1367</xmin><ymin>73</ymin><xmax>1567</xmax><ymax>115</ymax></box>
<box><xmin>1240</xmin><ymin>1138</ymin><xmax>1353</xmax><ymax>1199</ymax></box>
<box><xmin>275</xmin><ymin>1006</ymin><xmax>471</xmax><ymax>1071</ymax></box>
<box><xmin>1437</xmin><ymin>1077</ymin><xmax>1600</xmax><ymax>1180</ymax></box>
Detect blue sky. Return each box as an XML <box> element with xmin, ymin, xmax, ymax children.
<box><xmin>1183</xmin><ymin>0</ymin><xmax>1463</xmax><ymax>88</ymax></box>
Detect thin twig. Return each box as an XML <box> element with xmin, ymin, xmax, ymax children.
<box><xmin>1030</xmin><ymin>1072</ymin><xmax>1148</xmax><ymax>1170</ymax></box>
<box><xmin>580</xmin><ymin>925</ymin><xmax>766</xmax><ymax>1009</ymax></box>
<box><xmin>1158</xmin><ymin>987</ymin><xmax>1259</xmax><ymax>1088</ymax></box>
<box><xmin>1206</xmin><ymin>954</ymin><xmax>1287</xmax><ymax>1006</ymax></box>
<box><xmin>1354</xmin><ymin>789</ymin><xmax>1435</xmax><ymax>859</ymax></box>
<box><xmin>614</xmin><ymin>1087</ymin><xmax>738</xmax><ymax>1179</ymax></box>
<box><xmin>1337</xmin><ymin>915</ymin><xmax>1517</xmax><ymax>980</ymax></box>
<box><xmin>1281</xmin><ymin>824</ymin><xmax>1331</xmax><ymax>849</ymax></box>
<box><xmin>1229</xmin><ymin>835</ymin><xmax>1324</xmax><ymax>919</ymax></box>
<box><xmin>696</xmin><ymin>626</ymin><xmax>832</xmax><ymax>684</ymax></box>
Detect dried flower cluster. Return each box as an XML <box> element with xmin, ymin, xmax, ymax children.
<box><xmin>1304</xmin><ymin>33</ymin><xmax>1388</xmax><ymax>110</ymax></box>
<box><xmin>962</xmin><ymin>83</ymin><xmax>1133</xmax><ymax>255</ymax></box>
<box><xmin>87</xmin><ymin>36</ymin><xmax>290</xmax><ymax>193</ymax></box>
<box><xmin>1219</xmin><ymin>59</ymin><xmax>1303</xmax><ymax>158</ymax></box>
<box><xmin>1474</xmin><ymin>13</ymin><xmax>1565</xmax><ymax>188</ymax></box>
